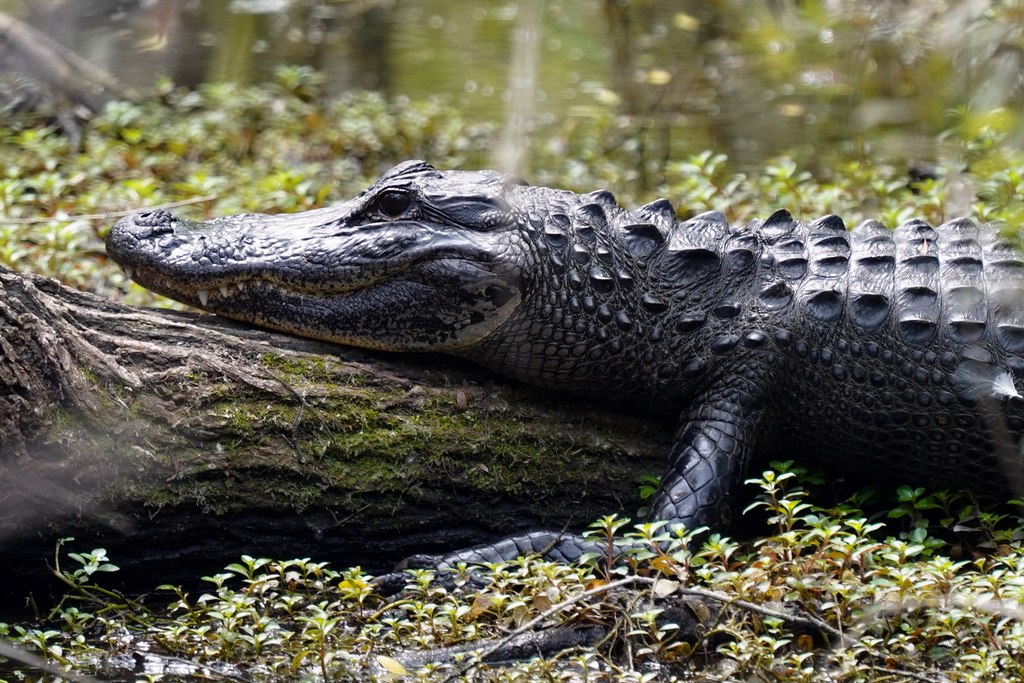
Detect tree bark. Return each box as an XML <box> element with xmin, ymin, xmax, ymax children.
<box><xmin>0</xmin><ymin>266</ymin><xmax>670</xmax><ymax>597</ymax></box>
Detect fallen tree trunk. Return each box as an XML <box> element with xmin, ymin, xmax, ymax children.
<box><xmin>0</xmin><ymin>266</ymin><xmax>670</xmax><ymax>598</ymax></box>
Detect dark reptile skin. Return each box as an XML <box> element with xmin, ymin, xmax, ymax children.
<box><xmin>106</xmin><ymin>161</ymin><xmax>1024</xmax><ymax>569</ymax></box>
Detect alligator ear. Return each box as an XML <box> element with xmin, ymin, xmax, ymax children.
<box><xmin>503</xmin><ymin>174</ymin><xmax>530</xmax><ymax>188</ymax></box>
<box><xmin>379</xmin><ymin>160</ymin><xmax>442</xmax><ymax>182</ymax></box>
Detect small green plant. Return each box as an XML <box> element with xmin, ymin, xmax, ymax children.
<box><xmin>54</xmin><ymin>543</ymin><xmax>120</xmax><ymax>588</ymax></box>
<box><xmin>6</xmin><ymin>475</ymin><xmax>1024</xmax><ymax>682</ymax></box>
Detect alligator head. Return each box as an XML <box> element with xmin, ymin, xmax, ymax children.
<box><xmin>106</xmin><ymin>161</ymin><xmax>530</xmax><ymax>352</ymax></box>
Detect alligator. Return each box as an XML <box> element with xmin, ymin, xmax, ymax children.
<box><xmin>106</xmin><ymin>160</ymin><xmax>1024</xmax><ymax>568</ymax></box>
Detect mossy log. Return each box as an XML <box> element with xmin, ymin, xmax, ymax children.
<box><xmin>0</xmin><ymin>266</ymin><xmax>671</xmax><ymax>595</ymax></box>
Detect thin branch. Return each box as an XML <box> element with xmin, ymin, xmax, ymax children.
<box><xmin>677</xmin><ymin>585</ymin><xmax>846</xmax><ymax>645</ymax></box>
<box><xmin>0</xmin><ymin>639</ymin><xmax>100</xmax><ymax>683</ymax></box>
<box><xmin>440</xmin><ymin>572</ymin><xmax>848</xmax><ymax>679</ymax></box>
<box><xmin>132</xmin><ymin>651</ymin><xmax>255</xmax><ymax>683</ymax></box>
<box><xmin>863</xmin><ymin>664</ymin><xmax>948</xmax><ymax>683</ymax></box>
<box><xmin>1</xmin><ymin>194</ymin><xmax>218</xmax><ymax>224</ymax></box>
<box><xmin>448</xmin><ymin>575</ymin><xmax>649</xmax><ymax>680</ymax></box>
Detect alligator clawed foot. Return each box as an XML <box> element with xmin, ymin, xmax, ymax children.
<box><xmin>369</xmin><ymin>570</ymin><xmax>414</xmax><ymax>596</ymax></box>
<box><xmin>371</xmin><ymin>553</ymin><xmax>493</xmax><ymax>596</ymax></box>
<box><xmin>370</xmin><ymin>553</ymin><xmax>445</xmax><ymax>595</ymax></box>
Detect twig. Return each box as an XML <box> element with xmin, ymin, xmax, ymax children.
<box><xmin>1</xmin><ymin>194</ymin><xmax>218</xmax><ymax>224</ymax></box>
<box><xmin>444</xmin><ymin>572</ymin><xmax>848</xmax><ymax>680</ymax></box>
<box><xmin>135</xmin><ymin>650</ymin><xmax>255</xmax><ymax>683</ymax></box>
<box><xmin>677</xmin><ymin>585</ymin><xmax>846</xmax><ymax>645</ymax></box>
<box><xmin>447</xmin><ymin>575</ymin><xmax>650</xmax><ymax>681</ymax></box>
<box><xmin>0</xmin><ymin>638</ymin><xmax>100</xmax><ymax>683</ymax></box>
<box><xmin>391</xmin><ymin>625</ymin><xmax>604</xmax><ymax>673</ymax></box>
<box><xmin>863</xmin><ymin>664</ymin><xmax>949</xmax><ymax>683</ymax></box>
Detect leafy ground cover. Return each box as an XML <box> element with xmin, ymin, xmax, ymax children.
<box><xmin>5</xmin><ymin>464</ymin><xmax>1024</xmax><ymax>682</ymax></box>
<box><xmin>3</xmin><ymin>68</ymin><xmax>1024</xmax><ymax>681</ymax></box>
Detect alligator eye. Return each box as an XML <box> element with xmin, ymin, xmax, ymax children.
<box><xmin>375</xmin><ymin>190</ymin><xmax>412</xmax><ymax>218</ymax></box>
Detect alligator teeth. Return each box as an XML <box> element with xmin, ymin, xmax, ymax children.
<box><xmin>123</xmin><ymin>267</ymin><xmax>134</xmax><ymax>281</ymax></box>
<box><xmin>219</xmin><ymin>285</ymin><xmax>230</xmax><ymax>297</ymax></box>
<box><xmin>197</xmin><ymin>289</ymin><xmax>209</xmax><ymax>306</ymax></box>
<box><xmin>237</xmin><ymin>281</ymin><xmax>246</xmax><ymax>291</ymax></box>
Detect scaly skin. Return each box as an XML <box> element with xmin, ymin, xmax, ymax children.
<box><xmin>106</xmin><ymin>160</ymin><xmax>1024</xmax><ymax>568</ymax></box>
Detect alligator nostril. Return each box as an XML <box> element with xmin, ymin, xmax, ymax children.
<box><xmin>107</xmin><ymin>209</ymin><xmax>180</xmax><ymax>249</ymax></box>
<box><xmin>133</xmin><ymin>209</ymin><xmax>176</xmax><ymax>233</ymax></box>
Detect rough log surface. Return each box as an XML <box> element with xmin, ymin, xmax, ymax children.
<box><xmin>0</xmin><ymin>266</ymin><xmax>670</xmax><ymax>598</ymax></box>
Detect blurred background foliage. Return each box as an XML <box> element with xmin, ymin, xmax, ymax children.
<box><xmin>1</xmin><ymin>5</ymin><xmax>1024</xmax><ymax>677</ymax></box>
<box><xmin>0</xmin><ymin>0</ymin><xmax>1022</xmax><ymax>304</ymax></box>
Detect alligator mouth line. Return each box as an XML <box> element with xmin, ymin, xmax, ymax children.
<box><xmin>120</xmin><ymin>245</ymin><xmax>492</xmax><ymax>307</ymax></box>
<box><xmin>121</xmin><ymin>265</ymin><xmax>383</xmax><ymax>307</ymax></box>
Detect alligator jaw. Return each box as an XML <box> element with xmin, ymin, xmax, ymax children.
<box><xmin>117</xmin><ymin>263</ymin><xmax>254</xmax><ymax>309</ymax></box>
<box><xmin>111</xmin><ymin>242</ymin><xmax>393</xmax><ymax>314</ymax></box>
<box><xmin>105</xmin><ymin>195</ymin><xmax>524</xmax><ymax>351</ymax></box>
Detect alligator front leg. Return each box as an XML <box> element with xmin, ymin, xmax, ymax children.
<box><xmin>374</xmin><ymin>381</ymin><xmax>769</xmax><ymax>592</ymax></box>
<box><xmin>399</xmin><ymin>530</ymin><xmax>601</xmax><ymax>570</ymax></box>
<box><xmin>648</xmin><ymin>385</ymin><xmax>768</xmax><ymax>531</ymax></box>
<box><xmin>372</xmin><ymin>530</ymin><xmax>607</xmax><ymax>593</ymax></box>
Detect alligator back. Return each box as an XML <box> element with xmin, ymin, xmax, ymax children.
<box><xmin>485</xmin><ymin>184</ymin><xmax>1024</xmax><ymax>500</ymax></box>
<box><xmin>735</xmin><ymin>212</ymin><xmax>1024</xmax><ymax>493</ymax></box>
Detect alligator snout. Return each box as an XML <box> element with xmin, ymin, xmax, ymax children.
<box><xmin>112</xmin><ymin>209</ymin><xmax>177</xmax><ymax>242</ymax></box>
<box><xmin>132</xmin><ymin>208</ymin><xmax>176</xmax><ymax>229</ymax></box>
<box><xmin>106</xmin><ymin>210</ymin><xmax>185</xmax><ymax>270</ymax></box>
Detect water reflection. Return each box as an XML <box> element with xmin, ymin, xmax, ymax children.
<box><xmin>0</xmin><ymin>0</ymin><xmax>1020</xmax><ymax>174</ymax></box>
